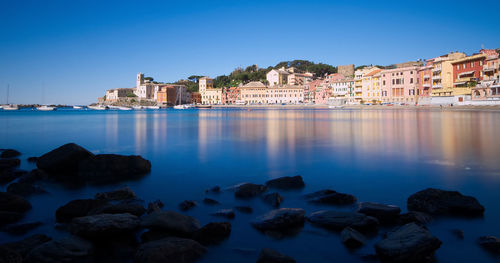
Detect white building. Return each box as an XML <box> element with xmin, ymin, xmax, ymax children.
<box><xmin>266</xmin><ymin>68</ymin><xmax>290</xmax><ymax>86</ymax></box>
<box><xmin>199</xmin><ymin>77</ymin><xmax>222</xmax><ymax>105</ymax></box>
<box><xmin>134</xmin><ymin>73</ymin><xmax>155</xmax><ymax>100</ymax></box>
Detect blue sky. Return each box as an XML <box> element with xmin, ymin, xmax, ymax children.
<box><xmin>1</xmin><ymin>0</ymin><xmax>499</xmax><ymax>105</ymax></box>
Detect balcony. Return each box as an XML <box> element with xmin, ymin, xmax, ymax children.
<box><xmin>458</xmin><ymin>71</ymin><xmax>475</xmax><ymax>77</ymax></box>
<box><xmin>433</xmin><ymin>84</ymin><xmax>442</xmax><ymax>89</ymax></box>
<box><xmin>483</xmin><ymin>66</ymin><xmax>496</xmax><ymax>73</ymax></box>
<box><xmin>432</xmin><ymin>75</ymin><xmax>442</xmax><ymax>80</ymax></box>
<box><xmin>432</xmin><ymin>68</ymin><xmax>442</xmax><ymax>73</ymax></box>
<box><xmin>423</xmin><ymin>84</ymin><xmax>431</xmax><ymax>88</ymax></box>
<box><xmin>423</xmin><ymin>75</ymin><xmax>430</xmax><ymax>80</ymax></box>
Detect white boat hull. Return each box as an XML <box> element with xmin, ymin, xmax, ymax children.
<box><xmin>37</xmin><ymin>106</ymin><xmax>56</xmax><ymax>111</ymax></box>
<box><xmin>88</xmin><ymin>106</ymin><xmax>107</xmax><ymax>110</ymax></box>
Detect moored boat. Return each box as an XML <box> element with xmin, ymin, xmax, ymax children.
<box><xmin>2</xmin><ymin>105</ymin><xmax>19</xmax><ymax>110</ymax></box>
<box><xmin>37</xmin><ymin>105</ymin><xmax>57</xmax><ymax>111</ymax></box>
<box><xmin>146</xmin><ymin>106</ymin><xmax>160</xmax><ymax>110</ymax></box>
<box><xmin>117</xmin><ymin>106</ymin><xmax>132</xmax><ymax>111</ymax></box>
<box><xmin>132</xmin><ymin>105</ymin><xmax>144</xmax><ymax>110</ymax></box>
<box><xmin>195</xmin><ymin>105</ymin><xmax>212</xmax><ymax>109</ymax></box>
<box><xmin>88</xmin><ymin>105</ymin><xmax>108</xmax><ymax>110</ymax></box>
<box><xmin>73</xmin><ymin>106</ymin><xmax>83</xmax><ymax>109</ymax></box>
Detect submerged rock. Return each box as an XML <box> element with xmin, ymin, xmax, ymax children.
<box><xmin>55</xmin><ymin>198</ymin><xmax>107</xmax><ymax>223</ymax></box>
<box><xmin>0</xmin><ymin>211</ymin><xmax>24</xmax><ymax>226</ymax></box>
<box><xmin>205</xmin><ymin>185</ymin><xmax>221</xmax><ymax>193</ymax></box>
<box><xmin>0</xmin><ymin>246</ymin><xmax>22</xmax><ymax>263</ymax></box>
<box><xmin>94</xmin><ymin>186</ymin><xmax>137</xmax><ymax>201</ymax></box>
<box><xmin>235</xmin><ymin>183</ymin><xmax>268</xmax><ymax>199</ymax></box>
<box><xmin>407</xmin><ymin>188</ymin><xmax>484</xmax><ymax>216</ymax></box>
<box><xmin>265</xmin><ymin>175</ymin><xmax>305</xmax><ymax>190</ymax></box>
<box><xmin>305</xmin><ymin>189</ymin><xmax>357</xmax><ymax>205</ymax></box>
<box><xmin>478</xmin><ymin>236</ymin><xmax>500</xmax><ymax>254</ymax></box>
<box><xmin>6</xmin><ymin>182</ymin><xmax>47</xmax><ymax>197</ymax></box>
<box><xmin>36</xmin><ymin>143</ymin><xmax>94</xmax><ymax>175</ymax></box>
<box><xmin>0</xmin><ymin>192</ymin><xmax>32</xmax><ymax>213</ymax></box>
<box><xmin>203</xmin><ymin>198</ymin><xmax>220</xmax><ymax>205</ymax></box>
<box><xmin>179</xmin><ymin>200</ymin><xmax>197</xmax><ymax>211</ymax></box>
<box><xmin>135</xmin><ymin>237</ymin><xmax>207</xmax><ymax>263</ymax></box>
<box><xmin>78</xmin><ymin>154</ymin><xmax>151</xmax><ymax>184</ymax></box>
<box><xmin>0</xmin><ymin>234</ymin><xmax>52</xmax><ymax>260</ymax></box>
<box><xmin>194</xmin><ymin>222</ymin><xmax>232</xmax><ymax>245</ymax></box>
<box><xmin>1</xmin><ymin>221</ymin><xmax>42</xmax><ymax>235</ymax></box>
<box><xmin>357</xmin><ymin>202</ymin><xmax>401</xmax><ymax>223</ymax></box>
<box><xmin>0</xmin><ymin>158</ymin><xmax>20</xmax><ymax>171</ymax></box>
<box><xmin>88</xmin><ymin>198</ymin><xmax>146</xmax><ymax>217</ymax></box>
<box><xmin>307</xmin><ymin>211</ymin><xmax>379</xmax><ymax>233</ymax></box>
<box><xmin>27</xmin><ymin>157</ymin><xmax>38</xmax><ymax>163</ymax></box>
<box><xmin>341</xmin><ymin>227</ymin><xmax>367</xmax><ymax>248</ymax></box>
<box><xmin>0</xmin><ymin>169</ymin><xmax>27</xmax><ymax>185</ymax></box>
<box><xmin>140</xmin><ymin>211</ymin><xmax>201</xmax><ymax>237</ymax></box>
<box><xmin>451</xmin><ymin>229</ymin><xmax>465</xmax><ymax>240</ymax></box>
<box><xmin>234</xmin><ymin>206</ymin><xmax>253</xmax><ymax>214</ymax></box>
<box><xmin>25</xmin><ymin>235</ymin><xmax>95</xmax><ymax>263</ymax></box>
<box><xmin>0</xmin><ymin>149</ymin><xmax>21</xmax><ymax>158</ymax></box>
<box><xmin>397</xmin><ymin>211</ymin><xmax>432</xmax><ymax>225</ymax></box>
<box><xmin>375</xmin><ymin>223</ymin><xmax>442</xmax><ymax>263</ymax></box>
<box><xmin>147</xmin><ymin>200</ymin><xmax>164</xmax><ymax>214</ymax></box>
<box><xmin>263</xmin><ymin>192</ymin><xmax>283</xmax><ymax>207</ymax></box>
<box><xmin>257</xmin><ymin>248</ymin><xmax>296</xmax><ymax>263</ymax></box>
<box><xmin>211</xmin><ymin>209</ymin><xmax>235</xmax><ymax>219</ymax></box>
<box><xmin>70</xmin><ymin>213</ymin><xmax>140</xmax><ymax>239</ymax></box>
<box><xmin>252</xmin><ymin>208</ymin><xmax>305</xmax><ymax>231</ymax></box>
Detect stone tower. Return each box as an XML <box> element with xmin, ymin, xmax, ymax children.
<box><xmin>137</xmin><ymin>73</ymin><xmax>144</xmax><ymax>88</ymax></box>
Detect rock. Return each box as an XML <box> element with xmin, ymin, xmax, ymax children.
<box><xmin>478</xmin><ymin>236</ymin><xmax>500</xmax><ymax>254</ymax></box>
<box><xmin>18</xmin><ymin>169</ymin><xmax>49</xmax><ymax>184</ymax></box>
<box><xmin>263</xmin><ymin>192</ymin><xmax>283</xmax><ymax>207</ymax></box>
<box><xmin>88</xmin><ymin>198</ymin><xmax>146</xmax><ymax>217</ymax></box>
<box><xmin>27</xmin><ymin>157</ymin><xmax>38</xmax><ymax>163</ymax></box>
<box><xmin>211</xmin><ymin>209</ymin><xmax>235</xmax><ymax>219</ymax></box>
<box><xmin>78</xmin><ymin>154</ymin><xmax>151</xmax><ymax>184</ymax></box>
<box><xmin>179</xmin><ymin>200</ymin><xmax>197</xmax><ymax>211</ymax></box>
<box><xmin>0</xmin><ymin>246</ymin><xmax>22</xmax><ymax>263</ymax></box>
<box><xmin>304</xmin><ymin>189</ymin><xmax>357</xmax><ymax>205</ymax></box>
<box><xmin>234</xmin><ymin>206</ymin><xmax>253</xmax><ymax>213</ymax></box>
<box><xmin>0</xmin><ymin>192</ymin><xmax>32</xmax><ymax>213</ymax></box>
<box><xmin>257</xmin><ymin>248</ymin><xmax>296</xmax><ymax>263</ymax></box>
<box><xmin>6</xmin><ymin>182</ymin><xmax>47</xmax><ymax>197</ymax></box>
<box><xmin>307</xmin><ymin>211</ymin><xmax>379</xmax><ymax>233</ymax></box>
<box><xmin>357</xmin><ymin>202</ymin><xmax>401</xmax><ymax>223</ymax></box>
<box><xmin>205</xmin><ymin>186</ymin><xmax>220</xmax><ymax>193</ymax></box>
<box><xmin>203</xmin><ymin>198</ymin><xmax>220</xmax><ymax>205</ymax></box>
<box><xmin>70</xmin><ymin>213</ymin><xmax>139</xmax><ymax>239</ymax></box>
<box><xmin>135</xmin><ymin>237</ymin><xmax>207</xmax><ymax>263</ymax></box>
<box><xmin>140</xmin><ymin>211</ymin><xmax>201</xmax><ymax>237</ymax></box>
<box><xmin>1</xmin><ymin>221</ymin><xmax>42</xmax><ymax>235</ymax></box>
<box><xmin>36</xmin><ymin>143</ymin><xmax>94</xmax><ymax>175</ymax></box>
<box><xmin>235</xmin><ymin>183</ymin><xmax>268</xmax><ymax>199</ymax></box>
<box><xmin>141</xmin><ymin>230</ymin><xmax>173</xmax><ymax>243</ymax></box>
<box><xmin>94</xmin><ymin>186</ymin><xmax>137</xmax><ymax>200</ymax></box>
<box><xmin>0</xmin><ymin>158</ymin><xmax>20</xmax><ymax>171</ymax></box>
<box><xmin>0</xmin><ymin>169</ymin><xmax>26</xmax><ymax>185</ymax></box>
<box><xmin>397</xmin><ymin>211</ymin><xmax>432</xmax><ymax>225</ymax></box>
<box><xmin>451</xmin><ymin>229</ymin><xmax>464</xmax><ymax>240</ymax></box>
<box><xmin>25</xmin><ymin>236</ymin><xmax>95</xmax><ymax>263</ymax></box>
<box><xmin>341</xmin><ymin>227</ymin><xmax>366</xmax><ymax>248</ymax></box>
<box><xmin>194</xmin><ymin>222</ymin><xmax>231</xmax><ymax>245</ymax></box>
<box><xmin>252</xmin><ymin>208</ymin><xmax>305</xmax><ymax>231</ymax></box>
<box><xmin>407</xmin><ymin>188</ymin><xmax>485</xmax><ymax>216</ymax></box>
<box><xmin>147</xmin><ymin>200</ymin><xmax>164</xmax><ymax>214</ymax></box>
<box><xmin>265</xmin><ymin>175</ymin><xmax>305</xmax><ymax>190</ymax></box>
<box><xmin>0</xmin><ymin>234</ymin><xmax>52</xmax><ymax>259</ymax></box>
<box><xmin>0</xmin><ymin>211</ymin><xmax>23</xmax><ymax>226</ymax></box>
<box><xmin>0</xmin><ymin>149</ymin><xmax>21</xmax><ymax>158</ymax></box>
<box><xmin>375</xmin><ymin>223</ymin><xmax>442</xmax><ymax>263</ymax></box>
<box><xmin>55</xmin><ymin>198</ymin><xmax>107</xmax><ymax>223</ymax></box>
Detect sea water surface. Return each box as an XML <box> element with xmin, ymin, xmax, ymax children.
<box><xmin>1</xmin><ymin>108</ymin><xmax>500</xmax><ymax>262</ymax></box>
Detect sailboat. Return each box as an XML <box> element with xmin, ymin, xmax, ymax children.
<box><xmin>3</xmin><ymin>84</ymin><xmax>19</xmax><ymax>110</ymax></box>
<box><xmin>36</xmin><ymin>83</ymin><xmax>56</xmax><ymax>111</ymax></box>
<box><xmin>172</xmin><ymin>86</ymin><xmax>191</xmax><ymax>109</ymax></box>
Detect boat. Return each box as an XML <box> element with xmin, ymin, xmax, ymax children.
<box><xmin>3</xmin><ymin>105</ymin><xmax>19</xmax><ymax>111</ymax></box>
<box><xmin>328</xmin><ymin>105</ymin><xmax>344</xmax><ymax>109</ymax></box>
<box><xmin>73</xmin><ymin>106</ymin><xmax>83</xmax><ymax>109</ymax></box>
<box><xmin>195</xmin><ymin>105</ymin><xmax>212</xmax><ymax>109</ymax></box>
<box><xmin>117</xmin><ymin>106</ymin><xmax>132</xmax><ymax>111</ymax></box>
<box><xmin>36</xmin><ymin>105</ymin><xmax>56</xmax><ymax>111</ymax></box>
<box><xmin>173</xmin><ymin>104</ymin><xmax>192</xmax><ymax>109</ymax></box>
<box><xmin>132</xmin><ymin>105</ymin><xmax>144</xmax><ymax>110</ymax></box>
<box><xmin>88</xmin><ymin>105</ymin><xmax>108</xmax><ymax>110</ymax></box>
<box><xmin>146</xmin><ymin>106</ymin><xmax>160</xmax><ymax>110</ymax></box>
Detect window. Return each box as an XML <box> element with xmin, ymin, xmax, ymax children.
<box><xmin>410</xmin><ymin>78</ymin><xmax>413</xmax><ymax>84</ymax></box>
<box><xmin>457</xmin><ymin>65</ymin><xmax>459</xmax><ymax>70</ymax></box>
<box><xmin>471</xmin><ymin>62</ymin><xmax>474</xmax><ymax>68</ymax></box>
<box><xmin>480</xmin><ymin>60</ymin><xmax>483</xmax><ymax>66</ymax></box>
<box><xmin>463</xmin><ymin>64</ymin><xmax>466</xmax><ymax>69</ymax></box>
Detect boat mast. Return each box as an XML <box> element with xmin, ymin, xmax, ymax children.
<box><xmin>6</xmin><ymin>84</ymin><xmax>9</xmax><ymax>105</ymax></box>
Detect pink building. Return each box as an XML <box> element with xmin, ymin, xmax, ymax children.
<box><xmin>305</xmin><ymin>79</ymin><xmax>323</xmax><ymax>103</ymax></box>
<box><xmin>381</xmin><ymin>66</ymin><xmax>419</xmax><ymax>104</ymax></box>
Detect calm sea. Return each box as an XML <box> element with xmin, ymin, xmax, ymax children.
<box><xmin>1</xmin><ymin>108</ymin><xmax>500</xmax><ymax>262</ymax></box>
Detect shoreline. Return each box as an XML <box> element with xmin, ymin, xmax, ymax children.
<box><xmin>210</xmin><ymin>104</ymin><xmax>500</xmax><ymax>111</ymax></box>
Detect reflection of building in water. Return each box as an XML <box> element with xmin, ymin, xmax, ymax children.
<box><xmin>105</xmin><ymin>112</ymin><xmax>119</xmax><ymax>149</ymax></box>
<box><xmin>134</xmin><ymin>113</ymin><xmax>147</xmax><ymax>154</ymax></box>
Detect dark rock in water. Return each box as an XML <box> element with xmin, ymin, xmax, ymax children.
<box><xmin>206</xmin><ymin>185</ymin><xmax>220</xmax><ymax>193</ymax></box>
<box><xmin>140</xmin><ymin>211</ymin><xmax>201</xmax><ymax>237</ymax></box>
<box><xmin>360</xmin><ymin>254</ymin><xmax>379</xmax><ymax>262</ymax></box>
<box><xmin>1</xmin><ymin>221</ymin><xmax>42</xmax><ymax>235</ymax></box>
<box><xmin>19</xmin><ymin>169</ymin><xmax>49</xmax><ymax>184</ymax></box>
<box><xmin>135</xmin><ymin>237</ymin><xmax>207</xmax><ymax>263</ymax></box>
<box><xmin>375</xmin><ymin>223</ymin><xmax>442</xmax><ymax>263</ymax></box>
<box><xmin>0</xmin><ymin>169</ymin><xmax>27</xmax><ymax>185</ymax></box>
<box><xmin>398</xmin><ymin>211</ymin><xmax>432</xmax><ymax>225</ymax></box>
<box><xmin>235</xmin><ymin>183</ymin><xmax>268</xmax><ymax>199</ymax></box>
<box><xmin>451</xmin><ymin>229</ymin><xmax>465</xmax><ymax>240</ymax></box>
<box><xmin>25</xmin><ymin>235</ymin><xmax>95</xmax><ymax>263</ymax></box>
<box><xmin>141</xmin><ymin>230</ymin><xmax>173</xmax><ymax>243</ymax></box>
<box><xmin>179</xmin><ymin>200</ymin><xmax>197</xmax><ymax>211</ymax></box>
<box><xmin>252</xmin><ymin>208</ymin><xmax>305</xmax><ymax>231</ymax></box>
<box><xmin>307</xmin><ymin>211</ymin><xmax>379</xmax><ymax>233</ymax></box>
<box><xmin>147</xmin><ymin>200</ymin><xmax>164</xmax><ymax>214</ymax></box>
<box><xmin>92</xmin><ymin>234</ymin><xmax>138</xmax><ymax>263</ymax></box>
<box><xmin>211</xmin><ymin>209</ymin><xmax>235</xmax><ymax>219</ymax></box>
<box><xmin>234</xmin><ymin>206</ymin><xmax>253</xmax><ymax>214</ymax></box>
<box><xmin>55</xmin><ymin>198</ymin><xmax>107</xmax><ymax>223</ymax></box>
<box><xmin>27</xmin><ymin>157</ymin><xmax>38</xmax><ymax>163</ymax></box>
<box><xmin>263</xmin><ymin>192</ymin><xmax>283</xmax><ymax>207</ymax></box>
<box><xmin>478</xmin><ymin>236</ymin><xmax>500</xmax><ymax>254</ymax></box>
<box><xmin>407</xmin><ymin>188</ymin><xmax>485</xmax><ymax>216</ymax></box>
<box><xmin>78</xmin><ymin>154</ymin><xmax>151</xmax><ymax>184</ymax></box>
<box><xmin>88</xmin><ymin>198</ymin><xmax>146</xmax><ymax>217</ymax></box>
<box><xmin>7</xmin><ymin>182</ymin><xmax>48</xmax><ymax>197</ymax></box>
<box><xmin>0</xmin><ymin>158</ymin><xmax>20</xmax><ymax>171</ymax></box>
<box><xmin>203</xmin><ymin>198</ymin><xmax>220</xmax><ymax>205</ymax></box>
<box><xmin>357</xmin><ymin>202</ymin><xmax>401</xmax><ymax>223</ymax></box>
<box><xmin>0</xmin><ymin>234</ymin><xmax>52</xmax><ymax>260</ymax></box>
<box><xmin>70</xmin><ymin>213</ymin><xmax>139</xmax><ymax>239</ymax></box>
<box><xmin>232</xmin><ymin>247</ymin><xmax>258</xmax><ymax>255</ymax></box>
<box><xmin>0</xmin><ymin>246</ymin><xmax>22</xmax><ymax>263</ymax></box>
<box><xmin>0</xmin><ymin>192</ymin><xmax>32</xmax><ymax>213</ymax></box>
<box><xmin>257</xmin><ymin>248</ymin><xmax>296</xmax><ymax>263</ymax></box>
<box><xmin>94</xmin><ymin>186</ymin><xmax>137</xmax><ymax>200</ymax></box>
<box><xmin>0</xmin><ymin>211</ymin><xmax>23</xmax><ymax>226</ymax></box>
<box><xmin>341</xmin><ymin>227</ymin><xmax>366</xmax><ymax>248</ymax></box>
<box><xmin>305</xmin><ymin>189</ymin><xmax>357</xmax><ymax>205</ymax></box>
<box><xmin>36</xmin><ymin>143</ymin><xmax>94</xmax><ymax>175</ymax></box>
<box><xmin>194</xmin><ymin>222</ymin><xmax>231</xmax><ymax>245</ymax></box>
<box><xmin>0</xmin><ymin>149</ymin><xmax>21</xmax><ymax>158</ymax></box>
<box><xmin>265</xmin><ymin>175</ymin><xmax>305</xmax><ymax>190</ymax></box>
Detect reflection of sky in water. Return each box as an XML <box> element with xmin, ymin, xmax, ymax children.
<box><xmin>1</xmin><ymin>108</ymin><xmax>500</xmax><ymax>262</ymax></box>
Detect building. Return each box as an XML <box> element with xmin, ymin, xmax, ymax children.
<box><xmin>362</xmin><ymin>69</ymin><xmax>382</xmax><ymax>104</ymax></box>
<box><xmin>222</xmin><ymin>87</ymin><xmax>241</xmax><ymax>104</ymax></box>
<box><xmin>304</xmin><ymin>79</ymin><xmax>323</xmax><ymax>103</ymax></box>
<box><xmin>331</xmin><ymin>77</ymin><xmax>353</xmax><ymax>98</ymax></box>
<box><xmin>156</xmin><ymin>85</ymin><xmax>189</xmax><ymax>106</ymax></box>
<box><xmin>191</xmin><ymin>92</ymin><xmax>201</xmax><ymax>104</ymax></box>
<box><xmin>418</xmin><ymin>64</ymin><xmax>433</xmax><ymax>98</ymax></box>
<box><xmin>472</xmin><ymin>50</ymin><xmax>500</xmax><ymax>102</ymax></box>
<box><xmin>287</xmin><ymin>72</ymin><xmax>313</xmax><ymax>85</ymax></box>
<box><xmin>199</xmin><ymin>77</ymin><xmax>222</xmax><ymax>105</ymax></box>
<box><xmin>266</xmin><ymin>68</ymin><xmax>290</xmax><ymax>86</ymax></box>
<box><xmin>353</xmin><ymin>67</ymin><xmax>378</xmax><ymax>103</ymax></box>
<box><xmin>338</xmin><ymin>64</ymin><xmax>355</xmax><ymax>77</ymax></box>
<box><xmin>134</xmin><ymin>73</ymin><xmax>155</xmax><ymax>100</ymax></box>
<box><xmin>266</xmin><ymin>85</ymin><xmax>304</xmax><ymax>104</ymax></box>
<box><xmin>240</xmin><ymin>81</ymin><xmax>267</xmax><ymax>104</ymax></box>
<box><xmin>314</xmin><ymin>82</ymin><xmax>331</xmax><ymax>104</ymax></box>
<box><xmin>105</xmin><ymin>88</ymin><xmax>135</xmax><ymax>102</ymax></box>
<box><xmin>430</xmin><ymin>52</ymin><xmax>466</xmax><ymax>97</ymax></box>
<box><xmin>380</xmin><ymin>66</ymin><xmax>419</xmax><ymax>104</ymax></box>
<box><xmin>451</xmin><ymin>53</ymin><xmax>487</xmax><ymax>97</ymax></box>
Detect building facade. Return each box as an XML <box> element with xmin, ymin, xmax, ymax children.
<box><xmin>266</xmin><ymin>68</ymin><xmax>290</xmax><ymax>86</ymax></box>
<box><xmin>222</xmin><ymin>87</ymin><xmax>241</xmax><ymax>104</ymax></box>
<box><xmin>105</xmin><ymin>88</ymin><xmax>135</xmax><ymax>102</ymax></box>
<box><xmin>199</xmin><ymin>77</ymin><xmax>222</xmax><ymax>105</ymax></box>
<box><xmin>430</xmin><ymin>52</ymin><xmax>466</xmax><ymax>97</ymax></box>
<box><xmin>338</xmin><ymin>64</ymin><xmax>355</xmax><ymax>77</ymax></box>
<box><xmin>381</xmin><ymin>66</ymin><xmax>419</xmax><ymax>104</ymax></box>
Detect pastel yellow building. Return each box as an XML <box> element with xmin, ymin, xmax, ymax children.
<box><xmin>362</xmin><ymin>68</ymin><xmax>382</xmax><ymax>103</ymax></box>
<box><xmin>430</xmin><ymin>52</ymin><xmax>466</xmax><ymax>97</ymax></box>
<box><xmin>199</xmin><ymin>77</ymin><xmax>222</xmax><ymax>105</ymax></box>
